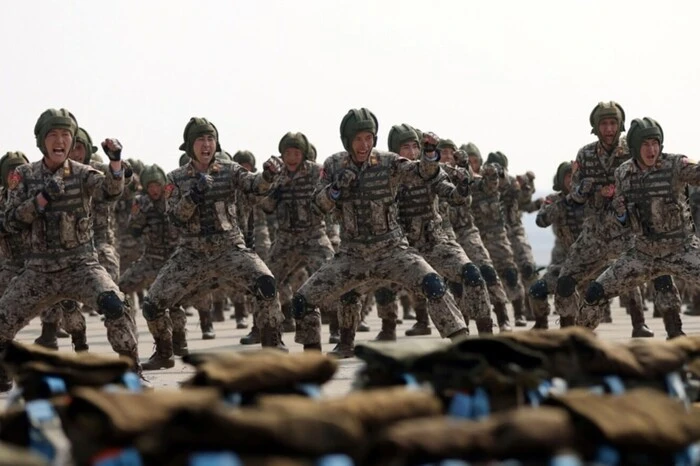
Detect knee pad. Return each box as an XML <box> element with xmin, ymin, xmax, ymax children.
<box><xmin>529</xmin><ymin>280</ymin><xmax>549</xmax><ymax>301</ymax></box>
<box><xmin>479</xmin><ymin>265</ymin><xmax>499</xmax><ymax>286</ymax></box>
<box><xmin>448</xmin><ymin>280</ymin><xmax>464</xmax><ymax>297</ymax></box>
<box><xmin>421</xmin><ymin>273</ymin><xmax>446</xmax><ymax>300</ymax></box>
<box><xmin>141</xmin><ymin>299</ymin><xmax>166</xmax><ymax>322</ymax></box>
<box><xmin>654</xmin><ymin>275</ymin><xmax>674</xmax><ymax>293</ymax></box>
<box><xmin>584</xmin><ymin>281</ymin><xmax>606</xmax><ymax>305</ymax></box>
<box><xmin>374</xmin><ymin>287</ymin><xmax>396</xmax><ymax>306</ymax></box>
<box><xmin>255</xmin><ymin>275</ymin><xmax>277</xmax><ymax>300</ymax></box>
<box><xmin>502</xmin><ymin>268</ymin><xmax>519</xmax><ymax>288</ymax></box>
<box><xmin>461</xmin><ymin>263</ymin><xmax>484</xmax><ymax>286</ymax></box>
<box><xmin>292</xmin><ymin>293</ymin><xmax>315</xmax><ymax>320</ymax></box>
<box><xmin>556</xmin><ymin>275</ymin><xmax>577</xmax><ymax>298</ymax></box>
<box><xmin>97</xmin><ymin>291</ymin><xmax>124</xmax><ymax>320</ymax></box>
<box><xmin>522</xmin><ymin>263</ymin><xmax>536</xmax><ymax>280</ymax></box>
<box><xmin>340</xmin><ymin>290</ymin><xmax>360</xmax><ymax>305</ymax></box>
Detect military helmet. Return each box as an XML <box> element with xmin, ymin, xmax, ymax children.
<box><xmin>74</xmin><ymin>127</ymin><xmax>98</xmax><ymax>164</ymax></box>
<box><xmin>278</xmin><ymin>132</ymin><xmax>309</xmax><ymax>156</ymax></box>
<box><xmin>339</xmin><ymin>108</ymin><xmax>378</xmax><ymax>152</ymax></box>
<box><xmin>387</xmin><ymin>124</ymin><xmax>419</xmax><ymax>154</ymax></box>
<box><xmin>178</xmin><ymin>117</ymin><xmax>222</xmax><ymax>159</ymax></box>
<box><xmin>552</xmin><ymin>161</ymin><xmax>573</xmax><ymax>192</ymax></box>
<box><xmin>126</xmin><ymin>158</ymin><xmax>146</xmax><ymax>175</ymax></box>
<box><xmin>0</xmin><ymin>151</ymin><xmax>29</xmax><ymax>189</ymax></box>
<box><xmin>627</xmin><ymin>117</ymin><xmax>664</xmax><ymax>161</ymax></box>
<box><xmin>437</xmin><ymin>138</ymin><xmax>457</xmax><ymax>151</ymax></box>
<box><xmin>460</xmin><ymin>142</ymin><xmax>482</xmax><ymax>164</ymax></box>
<box><xmin>178</xmin><ymin>152</ymin><xmax>190</xmax><ymax>167</ymax></box>
<box><xmin>140</xmin><ymin>164</ymin><xmax>167</xmax><ymax>188</ymax></box>
<box><xmin>34</xmin><ymin>108</ymin><xmax>78</xmax><ymax>155</ymax></box>
<box><xmin>216</xmin><ymin>151</ymin><xmax>233</xmax><ymax>163</ymax></box>
<box><xmin>589</xmin><ymin>101</ymin><xmax>626</xmax><ymax>138</ymax></box>
<box><xmin>91</xmin><ymin>153</ymin><xmax>104</xmax><ymax>163</ymax></box>
<box><xmin>233</xmin><ymin>150</ymin><xmax>257</xmax><ymax>172</ymax></box>
<box><xmin>485</xmin><ymin>151</ymin><xmax>509</xmax><ymax>169</ymax></box>
<box><xmin>305</xmin><ymin>143</ymin><xmax>317</xmax><ymax>162</ymax></box>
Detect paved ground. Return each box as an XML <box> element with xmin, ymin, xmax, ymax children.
<box><xmin>4</xmin><ymin>299</ymin><xmax>700</xmax><ymax>399</ymax></box>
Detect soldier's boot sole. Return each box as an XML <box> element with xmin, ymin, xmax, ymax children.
<box><xmin>514</xmin><ymin>315</ymin><xmax>528</xmax><ymax>327</ymax></box>
<box><xmin>240</xmin><ymin>327</ymin><xmax>260</xmax><ymax>345</ymax></box>
<box><xmin>34</xmin><ymin>324</ymin><xmax>59</xmax><ymax>350</ymax></box>
<box><xmin>405</xmin><ymin>322</ymin><xmax>432</xmax><ymax>336</ymax></box>
<box><xmin>357</xmin><ymin>320</ymin><xmax>371</xmax><ymax>332</ymax></box>
<box><xmin>173</xmin><ymin>332</ymin><xmax>189</xmax><ymax>357</ymax></box>
<box><xmin>531</xmin><ymin>316</ymin><xmax>549</xmax><ymax>330</ymax></box>
<box><xmin>476</xmin><ymin>318</ymin><xmax>494</xmax><ymax>335</ymax></box>
<box><xmin>448</xmin><ymin>328</ymin><xmax>469</xmax><ymax>341</ymax></box>
<box><xmin>56</xmin><ymin>328</ymin><xmax>70</xmax><ymax>339</ymax></box>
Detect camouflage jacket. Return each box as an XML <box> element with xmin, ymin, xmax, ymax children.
<box><xmin>0</xmin><ymin>188</ymin><xmax>29</xmax><ymax>269</ymax></box>
<box><xmin>470</xmin><ymin>163</ymin><xmax>512</xmax><ymax>236</ymax></box>
<box><xmin>89</xmin><ymin>161</ymin><xmax>119</xmax><ymax>246</ymax></box>
<box><xmin>6</xmin><ymin>158</ymin><xmax>123</xmax><ymax>271</ymax></box>
<box><xmin>536</xmin><ymin>191</ymin><xmax>585</xmax><ymax>248</ymax></box>
<box><xmin>128</xmin><ymin>194</ymin><xmax>179</xmax><ymax>261</ymax></box>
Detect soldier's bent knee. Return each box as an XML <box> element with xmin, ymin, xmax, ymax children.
<box><xmin>421</xmin><ymin>273</ymin><xmax>446</xmax><ymax>300</ymax></box>
<box><xmin>292</xmin><ymin>293</ymin><xmax>315</xmax><ymax>320</ymax></box>
<box><xmin>374</xmin><ymin>287</ymin><xmax>396</xmax><ymax>306</ymax></box>
<box><xmin>479</xmin><ymin>265</ymin><xmax>499</xmax><ymax>286</ymax></box>
<box><xmin>254</xmin><ymin>275</ymin><xmax>277</xmax><ymax>300</ymax></box>
<box><xmin>556</xmin><ymin>275</ymin><xmax>577</xmax><ymax>298</ymax></box>
<box><xmin>529</xmin><ymin>280</ymin><xmax>549</xmax><ymax>301</ymax></box>
<box><xmin>97</xmin><ymin>291</ymin><xmax>125</xmax><ymax>320</ymax></box>
<box><xmin>340</xmin><ymin>290</ymin><xmax>360</xmax><ymax>305</ymax></box>
<box><xmin>653</xmin><ymin>275</ymin><xmax>674</xmax><ymax>293</ymax></box>
<box><xmin>503</xmin><ymin>268</ymin><xmax>519</xmax><ymax>288</ymax></box>
<box><xmin>141</xmin><ymin>300</ymin><xmax>165</xmax><ymax>322</ymax></box>
<box><xmin>584</xmin><ymin>281</ymin><xmax>606</xmax><ymax>305</ymax></box>
<box><xmin>462</xmin><ymin>263</ymin><xmax>484</xmax><ymax>286</ymax></box>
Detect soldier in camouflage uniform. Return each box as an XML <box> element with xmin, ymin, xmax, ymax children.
<box><xmin>446</xmin><ymin>144</ymin><xmax>511</xmax><ymax>332</ymax></box>
<box><xmin>550</xmin><ymin>102</ymin><xmax>661</xmax><ymax>337</ymax></box>
<box><xmin>261</xmin><ymin>132</ymin><xmax>336</xmax><ymax>347</ymax></box>
<box><xmin>355</xmin><ymin>131</ymin><xmax>492</xmax><ymax>357</ymax></box>
<box><xmin>293</xmin><ymin>108</ymin><xmax>469</xmax><ymax>354</ymax></box>
<box><xmin>140</xmin><ymin>117</ymin><xmax>285</xmax><ymax>370</ymax></box>
<box><xmin>580</xmin><ymin>117</ymin><xmax>695</xmax><ymax>338</ymax></box>
<box><xmin>0</xmin><ymin>109</ymin><xmax>140</xmax><ymax>390</ymax></box>
<box><xmin>0</xmin><ymin>152</ymin><xmax>30</xmax><ymax>294</ymax></box>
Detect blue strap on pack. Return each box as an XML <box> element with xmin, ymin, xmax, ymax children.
<box><xmin>666</xmin><ymin>372</ymin><xmax>690</xmax><ymax>408</ymax></box>
<box><xmin>675</xmin><ymin>443</ymin><xmax>700</xmax><ymax>466</ymax></box>
<box><xmin>188</xmin><ymin>452</ymin><xmax>242</xmax><ymax>466</ymax></box>
<box><xmin>94</xmin><ymin>448</ymin><xmax>144</xmax><ymax>466</ymax></box>
<box><xmin>594</xmin><ymin>444</ymin><xmax>621</xmax><ymax>465</ymax></box>
<box><xmin>41</xmin><ymin>376</ymin><xmax>67</xmax><ymax>395</ymax></box>
<box><xmin>402</xmin><ymin>373</ymin><xmax>419</xmax><ymax>388</ymax></box>
<box><xmin>602</xmin><ymin>375</ymin><xmax>625</xmax><ymax>395</ymax></box>
<box><xmin>296</xmin><ymin>383</ymin><xmax>322</xmax><ymax>399</ymax></box>
<box><xmin>316</xmin><ymin>454</ymin><xmax>354</xmax><ymax>466</ymax></box>
<box><xmin>26</xmin><ymin>400</ymin><xmax>58</xmax><ymax>460</ymax></box>
<box><xmin>448</xmin><ymin>388</ymin><xmax>490</xmax><ymax>419</ymax></box>
<box><xmin>526</xmin><ymin>380</ymin><xmax>553</xmax><ymax>407</ymax></box>
<box><xmin>224</xmin><ymin>392</ymin><xmax>242</xmax><ymax>407</ymax></box>
<box><xmin>122</xmin><ymin>372</ymin><xmax>143</xmax><ymax>392</ymax></box>
<box><xmin>549</xmin><ymin>453</ymin><xmax>583</xmax><ymax>466</ymax></box>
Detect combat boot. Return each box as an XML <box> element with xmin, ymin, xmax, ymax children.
<box><xmin>448</xmin><ymin>327</ymin><xmax>469</xmax><ymax>341</ymax></box>
<box><xmin>260</xmin><ymin>325</ymin><xmax>289</xmax><ymax>353</ymax></box>
<box><xmin>531</xmin><ymin>315</ymin><xmax>549</xmax><ymax>330</ymax></box>
<box><xmin>493</xmin><ymin>302</ymin><xmax>512</xmax><ymax>333</ymax></box>
<box><xmin>141</xmin><ymin>339</ymin><xmax>175</xmax><ymax>371</ymax></box>
<box><xmin>56</xmin><ymin>328</ymin><xmax>70</xmax><ymax>339</ymax></box>
<box><xmin>71</xmin><ymin>332</ymin><xmax>89</xmax><ymax>352</ymax></box>
<box><xmin>400</xmin><ymin>294</ymin><xmax>416</xmax><ymax>320</ymax></box>
<box><xmin>523</xmin><ymin>296</ymin><xmax>536</xmax><ymax>322</ymax></box>
<box><xmin>601</xmin><ymin>301</ymin><xmax>613</xmax><ymax>323</ymax></box>
<box><xmin>357</xmin><ymin>318</ymin><xmax>371</xmax><ymax>332</ymax></box>
<box><xmin>406</xmin><ymin>303</ymin><xmax>432</xmax><ymax>336</ymax></box>
<box><xmin>476</xmin><ymin>317</ymin><xmax>494</xmax><ymax>335</ymax></box>
<box><xmin>212</xmin><ymin>300</ymin><xmax>226</xmax><ymax>323</ymax></box>
<box><xmin>34</xmin><ymin>323</ymin><xmax>59</xmax><ymax>350</ymax></box>
<box><xmin>173</xmin><ymin>331</ymin><xmax>189</xmax><ymax>357</ymax></box>
<box><xmin>512</xmin><ymin>297</ymin><xmax>527</xmax><ymax>327</ymax></box>
<box><xmin>240</xmin><ymin>324</ymin><xmax>260</xmax><ymax>345</ymax></box>
<box><xmin>328</xmin><ymin>310</ymin><xmax>340</xmax><ymax>344</ymax></box>
<box><xmin>374</xmin><ymin>319</ymin><xmax>397</xmax><ymax>341</ymax></box>
<box><xmin>304</xmin><ymin>343</ymin><xmax>322</xmax><ymax>352</ymax></box>
<box><xmin>233</xmin><ymin>300</ymin><xmax>249</xmax><ymax>329</ymax></box>
<box><xmin>663</xmin><ymin>311</ymin><xmax>685</xmax><ymax>339</ymax></box>
<box><xmin>629</xmin><ymin>300</ymin><xmax>654</xmax><ymax>338</ymax></box>
<box><xmin>281</xmin><ymin>303</ymin><xmax>296</xmax><ymax>333</ymax></box>
<box><xmin>198</xmin><ymin>309</ymin><xmax>216</xmax><ymax>340</ymax></box>
<box><xmin>559</xmin><ymin>314</ymin><xmax>576</xmax><ymax>328</ymax></box>
<box><xmin>328</xmin><ymin>328</ymin><xmax>355</xmax><ymax>359</ymax></box>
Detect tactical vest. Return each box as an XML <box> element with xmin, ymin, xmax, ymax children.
<box><xmin>471</xmin><ymin>186</ymin><xmax>505</xmax><ymax>234</ymax></box>
<box><xmin>274</xmin><ymin>162</ymin><xmax>324</xmax><ymax>233</ymax></box>
<box><xmin>552</xmin><ymin>199</ymin><xmax>586</xmax><ymax>248</ymax></box>
<box><xmin>136</xmin><ymin>195</ymin><xmax>178</xmax><ymax>259</ymax></box>
<box><xmin>170</xmin><ymin>162</ymin><xmax>241</xmax><ymax>240</ymax></box>
<box><xmin>25</xmin><ymin>162</ymin><xmax>93</xmax><ymax>256</ymax></box>
<box><xmin>577</xmin><ymin>140</ymin><xmax>631</xmax><ymax>214</ymax></box>
<box><xmin>0</xmin><ymin>194</ymin><xmax>28</xmax><ymax>266</ymax></box>
<box><xmin>620</xmin><ymin>155</ymin><xmax>690</xmax><ymax>243</ymax></box>
<box><xmin>397</xmin><ymin>181</ymin><xmax>448</xmax><ymax>246</ymax></box>
<box><xmin>335</xmin><ymin>154</ymin><xmax>401</xmax><ymax>244</ymax></box>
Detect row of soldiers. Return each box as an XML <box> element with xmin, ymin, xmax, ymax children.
<box><xmin>0</xmin><ymin>101</ymin><xmax>697</xmax><ymax>388</ymax></box>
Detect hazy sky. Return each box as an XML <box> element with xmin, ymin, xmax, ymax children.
<box><xmin>2</xmin><ymin>0</ymin><xmax>699</xmax><ymax>186</ymax></box>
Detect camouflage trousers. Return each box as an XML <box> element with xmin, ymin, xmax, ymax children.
<box><xmin>143</xmin><ymin>244</ymin><xmax>283</xmax><ymax>341</ymax></box>
<box><xmin>0</xmin><ymin>264</ymin><xmax>22</xmax><ymax>294</ymax></box>
<box><xmin>480</xmin><ymin>229</ymin><xmax>525</xmax><ymax>302</ymax></box>
<box><xmin>119</xmin><ymin>255</ymin><xmax>167</xmax><ymax>295</ymax></box>
<box><xmin>0</xmin><ymin>261</ymin><xmax>138</xmax><ymax>357</ymax></box>
<box><xmin>267</xmin><ymin>230</ymin><xmax>335</xmax><ymax>305</ymax></box>
<box><xmin>454</xmin><ymin>226</ymin><xmax>509</xmax><ymax>305</ymax></box>
<box><xmin>118</xmin><ymin>234</ymin><xmax>143</xmax><ymax>274</ymax></box>
<box><xmin>508</xmin><ymin>223</ymin><xmax>538</xmax><ymax>313</ymax></box>
<box><xmin>255</xmin><ymin>224</ymin><xmax>272</xmax><ymax>263</ymax></box>
<box><xmin>294</xmin><ymin>242</ymin><xmax>467</xmax><ymax>345</ymax></box>
<box><xmin>580</xmin><ymin>239</ymin><xmax>696</xmax><ymax>327</ymax></box>
<box><xmin>374</xmin><ymin>239</ymin><xmax>491</xmax><ymax>322</ymax></box>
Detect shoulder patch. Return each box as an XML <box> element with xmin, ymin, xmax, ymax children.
<box><xmin>164</xmin><ymin>183</ymin><xmax>175</xmax><ymax>199</ymax></box>
<box><xmin>7</xmin><ymin>171</ymin><xmax>21</xmax><ymax>190</ymax></box>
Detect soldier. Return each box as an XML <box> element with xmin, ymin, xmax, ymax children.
<box><xmin>580</xmin><ymin>117</ymin><xmax>694</xmax><ymax>338</ymax></box>
<box><xmin>548</xmin><ymin>102</ymin><xmax>659</xmax><ymax>337</ymax></box>
<box><xmin>0</xmin><ymin>109</ymin><xmax>140</xmax><ymax>390</ymax></box>
<box><xmin>139</xmin><ymin>117</ymin><xmax>284</xmax><ymax>370</ymax></box>
<box><xmin>0</xmin><ymin>152</ymin><xmax>30</xmax><ymax>295</ymax></box>
<box><xmin>293</xmin><ymin>108</ymin><xmax>469</xmax><ymax>355</ymax></box>
<box><xmin>262</xmin><ymin>132</ymin><xmax>336</xmax><ymax>346</ymax></box>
